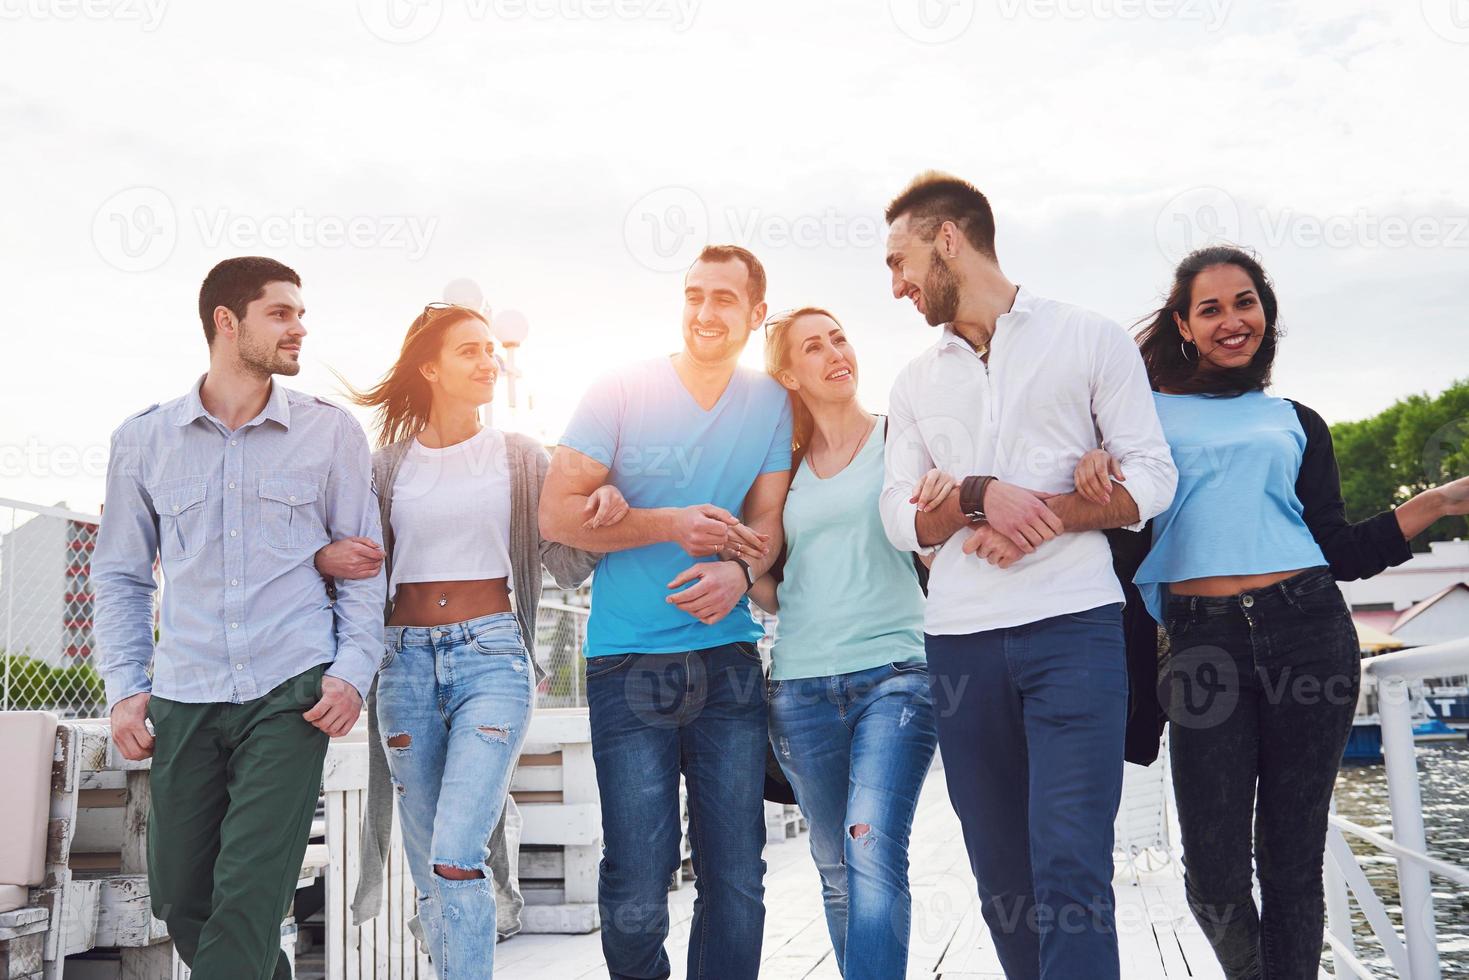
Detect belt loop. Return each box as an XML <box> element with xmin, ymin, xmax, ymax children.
<box><xmin>1188</xmin><ymin>595</ymin><xmax>1199</xmax><ymax>618</ymax></box>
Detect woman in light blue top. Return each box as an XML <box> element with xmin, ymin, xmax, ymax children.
<box><xmin>1074</xmin><ymin>246</ymin><xmax>1468</xmax><ymax>980</ymax></box>
<box><xmin>748</xmin><ymin>307</ymin><xmax>945</xmax><ymax>980</ymax></box>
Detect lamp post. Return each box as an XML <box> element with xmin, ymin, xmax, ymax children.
<box><xmin>492</xmin><ymin>309</ymin><xmax>530</xmax><ymax>427</ymax></box>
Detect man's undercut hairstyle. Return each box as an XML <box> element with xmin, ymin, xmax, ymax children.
<box><xmin>198</xmin><ymin>256</ymin><xmax>302</xmax><ymax>346</ymax></box>
<box><xmin>884</xmin><ymin>171</ymin><xmax>998</xmax><ymax>260</ymax></box>
<box><xmin>692</xmin><ymin>244</ymin><xmax>767</xmax><ymax>308</ymax></box>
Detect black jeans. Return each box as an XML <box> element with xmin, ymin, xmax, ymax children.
<box><xmin>1159</xmin><ymin>567</ymin><xmax>1359</xmax><ymax>980</ymax></box>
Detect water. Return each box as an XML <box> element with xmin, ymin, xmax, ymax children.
<box><xmin>1331</xmin><ymin>741</ymin><xmax>1469</xmax><ymax>977</ymax></box>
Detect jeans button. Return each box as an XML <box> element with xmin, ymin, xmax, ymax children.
<box><xmin>1242</xmin><ymin>595</ymin><xmax>1255</xmax><ymax>608</ymax></box>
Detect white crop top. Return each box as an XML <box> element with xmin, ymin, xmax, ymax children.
<box><xmin>388</xmin><ymin>426</ymin><xmax>513</xmax><ymax>600</ymax></box>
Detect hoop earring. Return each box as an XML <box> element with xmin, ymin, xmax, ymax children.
<box><xmin>1179</xmin><ymin>340</ymin><xmax>1197</xmax><ymax>363</ymax></box>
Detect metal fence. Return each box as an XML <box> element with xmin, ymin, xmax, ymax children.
<box><xmin>0</xmin><ymin>497</ymin><xmax>115</xmax><ymax>717</ymax></box>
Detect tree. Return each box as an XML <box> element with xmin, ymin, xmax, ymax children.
<box><xmin>1330</xmin><ymin>379</ymin><xmax>1469</xmax><ymax>551</ymax></box>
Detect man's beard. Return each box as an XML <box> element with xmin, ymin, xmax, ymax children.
<box><xmin>922</xmin><ymin>255</ymin><xmax>962</xmax><ymax>326</ymax></box>
<box><xmin>237</xmin><ymin>324</ymin><xmax>300</xmax><ymax>377</ymax></box>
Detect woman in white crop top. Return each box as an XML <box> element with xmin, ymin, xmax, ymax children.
<box><xmin>314</xmin><ymin>302</ymin><xmax>625</xmax><ymax>978</ymax></box>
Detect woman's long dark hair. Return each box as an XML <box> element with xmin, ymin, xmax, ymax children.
<box><xmin>334</xmin><ymin>304</ymin><xmax>492</xmax><ymax>448</ymax></box>
<box><xmin>1136</xmin><ymin>245</ymin><xmax>1282</xmax><ymax>396</ymax></box>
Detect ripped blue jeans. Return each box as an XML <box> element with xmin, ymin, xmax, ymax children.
<box><xmin>767</xmin><ymin>661</ymin><xmax>938</xmax><ymax>979</ymax></box>
<box><xmin>378</xmin><ymin>612</ymin><xmax>534</xmax><ymax>979</ymax></box>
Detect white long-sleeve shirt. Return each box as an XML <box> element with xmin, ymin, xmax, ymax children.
<box><xmin>880</xmin><ymin>287</ymin><xmax>1177</xmax><ymax>636</ymax></box>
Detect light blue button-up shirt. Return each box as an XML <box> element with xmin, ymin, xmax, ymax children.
<box><xmin>93</xmin><ymin>375</ymin><xmax>386</xmax><ymax>712</ymax></box>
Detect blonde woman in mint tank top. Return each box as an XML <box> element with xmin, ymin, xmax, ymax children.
<box><xmin>749</xmin><ymin>307</ymin><xmax>949</xmax><ymax>979</ymax></box>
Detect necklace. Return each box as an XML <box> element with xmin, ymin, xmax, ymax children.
<box><xmin>814</xmin><ymin>415</ymin><xmax>876</xmax><ymax>478</ymax></box>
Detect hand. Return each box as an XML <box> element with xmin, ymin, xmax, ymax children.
<box><xmin>671</xmin><ymin>504</ymin><xmax>742</xmax><ymax>557</ymax></box>
<box><xmin>666</xmin><ymin>561</ymin><xmax>748</xmax><ymax>625</ymax></box>
<box><xmin>110</xmin><ymin>692</ymin><xmax>154</xmax><ymax>761</ymax></box>
<box><xmin>314</xmin><ymin>537</ymin><xmax>385</xmax><ymax>580</ymax></box>
<box><xmin>303</xmin><ymin>676</ymin><xmax>363</xmax><ymax>738</ymax></box>
<box><xmin>1073</xmin><ymin>449</ymin><xmax>1125</xmax><ymax>506</ymax></box>
<box><xmin>981</xmin><ymin>480</ymin><xmax>1064</xmax><ymax>554</ymax></box>
<box><xmin>583</xmin><ymin>485</ymin><xmax>631</xmax><ymax>529</ymax></box>
<box><xmin>910</xmin><ymin>468</ymin><xmax>958</xmax><ymax>513</ymax></box>
<box><xmin>961</xmin><ymin>523</ymin><xmax>1025</xmax><ymax>568</ymax></box>
<box><xmin>720</xmin><ymin>522</ymin><xmax>771</xmax><ymax>562</ymax></box>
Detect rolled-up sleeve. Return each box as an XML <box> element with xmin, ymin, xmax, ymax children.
<box><xmin>880</xmin><ymin>371</ymin><xmax>937</xmax><ymax>555</ymax></box>
<box><xmin>92</xmin><ymin>430</ymin><xmax>159</xmax><ymax>713</ymax></box>
<box><xmin>322</xmin><ymin>416</ymin><xmax>387</xmax><ymax>701</ymax></box>
<box><xmin>1090</xmin><ymin>321</ymin><xmax>1178</xmax><ymax>531</ymax></box>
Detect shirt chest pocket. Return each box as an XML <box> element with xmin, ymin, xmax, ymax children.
<box><xmin>155</xmin><ymin>479</ymin><xmax>209</xmax><ymax>561</ymax></box>
<box><xmin>259</xmin><ymin>476</ymin><xmax>323</xmax><ymax>551</ymax></box>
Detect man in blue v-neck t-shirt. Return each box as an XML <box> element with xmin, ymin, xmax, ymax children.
<box><xmin>540</xmin><ymin>244</ymin><xmax>792</xmax><ymax>980</ymax></box>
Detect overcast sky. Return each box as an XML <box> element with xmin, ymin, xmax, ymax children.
<box><xmin>2</xmin><ymin>0</ymin><xmax>1466</xmax><ymax>513</ymax></box>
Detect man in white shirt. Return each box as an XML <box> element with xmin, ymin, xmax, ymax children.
<box><xmin>878</xmin><ymin>172</ymin><xmax>1177</xmax><ymax>980</ymax></box>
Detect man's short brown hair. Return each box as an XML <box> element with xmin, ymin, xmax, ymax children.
<box><xmin>691</xmin><ymin>244</ymin><xmax>767</xmax><ymax>307</ymax></box>
<box><xmin>885</xmin><ymin>171</ymin><xmax>997</xmax><ymax>260</ymax></box>
<box><xmin>198</xmin><ymin>256</ymin><xmax>301</xmax><ymax>346</ymax></box>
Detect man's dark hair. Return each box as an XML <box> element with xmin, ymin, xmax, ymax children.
<box><xmin>692</xmin><ymin>244</ymin><xmax>767</xmax><ymax>308</ymax></box>
<box><xmin>884</xmin><ymin>171</ymin><xmax>998</xmax><ymax>260</ymax></box>
<box><xmin>198</xmin><ymin>257</ymin><xmax>302</xmax><ymax>345</ymax></box>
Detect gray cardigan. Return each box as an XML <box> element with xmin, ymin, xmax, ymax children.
<box><xmin>350</xmin><ymin>431</ymin><xmax>599</xmax><ymax>924</ymax></box>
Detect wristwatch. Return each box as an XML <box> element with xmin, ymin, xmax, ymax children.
<box><xmin>960</xmin><ymin>475</ymin><xmax>996</xmax><ymax>523</ymax></box>
<box><xmin>728</xmin><ymin>556</ymin><xmax>755</xmax><ymax>592</ymax></box>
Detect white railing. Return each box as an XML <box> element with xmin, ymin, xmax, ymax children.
<box><xmin>1324</xmin><ymin>636</ymin><xmax>1469</xmax><ymax>979</ymax></box>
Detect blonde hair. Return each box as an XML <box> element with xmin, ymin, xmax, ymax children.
<box><xmin>763</xmin><ymin>306</ymin><xmax>843</xmax><ymax>467</ymax></box>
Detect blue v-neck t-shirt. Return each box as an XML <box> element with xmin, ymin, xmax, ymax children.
<box><xmin>560</xmin><ymin>356</ymin><xmax>793</xmax><ymax>656</ymax></box>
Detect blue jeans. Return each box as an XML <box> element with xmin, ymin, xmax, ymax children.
<box><xmin>586</xmin><ymin>642</ymin><xmax>768</xmax><ymax>980</ymax></box>
<box><xmin>768</xmin><ymin>661</ymin><xmax>938</xmax><ymax>979</ymax></box>
<box><xmin>377</xmin><ymin>613</ymin><xmax>535</xmax><ymax>980</ymax></box>
<box><xmin>925</xmin><ymin>604</ymin><xmax>1128</xmax><ymax>980</ymax></box>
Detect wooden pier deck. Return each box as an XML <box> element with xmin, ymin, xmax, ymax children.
<box><xmin>493</xmin><ymin>761</ymin><xmax>1224</xmax><ymax>979</ymax></box>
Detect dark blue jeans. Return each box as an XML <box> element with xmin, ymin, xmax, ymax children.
<box><xmin>767</xmin><ymin>661</ymin><xmax>938</xmax><ymax>979</ymax></box>
<box><xmin>1161</xmin><ymin>567</ymin><xmax>1360</xmax><ymax>980</ymax></box>
<box><xmin>926</xmin><ymin>604</ymin><xmax>1128</xmax><ymax>980</ymax></box>
<box><xmin>586</xmin><ymin>642</ymin><xmax>768</xmax><ymax>980</ymax></box>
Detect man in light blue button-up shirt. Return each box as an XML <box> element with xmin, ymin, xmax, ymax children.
<box><xmin>92</xmin><ymin>257</ymin><xmax>386</xmax><ymax>979</ymax></box>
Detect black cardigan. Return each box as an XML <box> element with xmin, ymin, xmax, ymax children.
<box><xmin>1109</xmin><ymin>398</ymin><xmax>1414</xmax><ymax>765</ymax></box>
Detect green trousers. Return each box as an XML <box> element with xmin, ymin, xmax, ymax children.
<box><xmin>146</xmin><ymin>664</ymin><xmax>329</xmax><ymax>980</ymax></box>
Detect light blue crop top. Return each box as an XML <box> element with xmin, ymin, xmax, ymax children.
<box><xmin>1134</xmin><ymin>391</ymin><xmax>1328</xmax><ymax>622</ymax></box>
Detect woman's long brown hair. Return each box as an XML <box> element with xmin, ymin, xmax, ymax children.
<box><xmin>334</xmin><ymin>304</ymin><xmax>492</xmax><ymax>448</ymax></box>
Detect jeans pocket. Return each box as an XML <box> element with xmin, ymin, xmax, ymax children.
<box><xmin>731</xmin><ymin>642</ymin><xmax>764</xmax><ymax>666</ymax></box>
<box><xmin>379</xmin><ymin>639</ymin><xmax>399</xmax><ymax>671</ymax></box>
<box><xmin>585</xmin><ymin>653</ymin><xmax>634</xmax><ymax>679</ymax></box>
<box><xmin>891</xmin><ymin>659</ymin><xmax>928</xmax><ymax>676</ymax></box>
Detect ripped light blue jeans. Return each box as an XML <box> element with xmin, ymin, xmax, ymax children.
<box><xmin>378</xmin><ymin>612</ymin><xmax>535</xmax><ymax>980</ymax></box>
<box><xmin>768</xmin><ymin>661</ymin><xmax>938</xmax><ymax>979</ymax></box>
